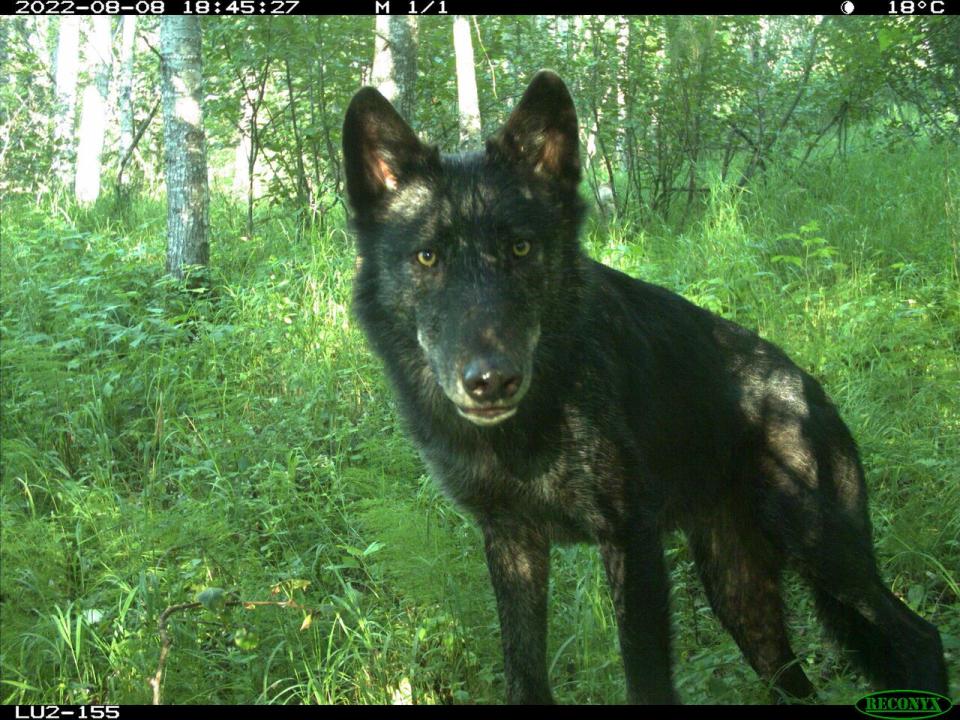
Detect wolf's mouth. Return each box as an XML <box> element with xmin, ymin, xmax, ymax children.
<box><xmin>456</xmin><ymin>405</ymin><xmax>518</xmax><ymax>426</ymax></box>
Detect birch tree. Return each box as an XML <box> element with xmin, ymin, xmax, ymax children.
<box><xmin>371</xmin><ymin>16</ymin><xmax>418</xmax><ymax>122</ymax></box>
<box><xmin>232</xmin><ymin>72</ymin><xmax>255</xmax><ymax>200</ymax></box>
<box><xmin>25</xmin><ymin>17</ymin><xmax>52</xmax><ymax>78</ymax></box>
<box><xmin>453</xmin><ymin>15</ymin><xmax>481</xmax><ymax>147</ymax></box>
<box><xmin>117</xmin><ymin>16</ymin><xmax>137</xmax><ymax>190</ymax></box>
<box><xmin>74</xmin><ymin>15</ymin><xmax>112</xmax><ymax>204</ymax></box>
<box><xmin>391</xmin><ymin>16</ymin><xmax>418</xmax><ymax>124</ymax></box>
<box><xmin>0</xmin><ymin>21</ymin><xmax>8</xmax><ymax>118</ymax></box>
<box><xmin>371</xmin><ymin>16</ymin><xmax>396</xmax><ymax>101</ymax></box>
<box><xmin>52</xmin><ymin>16</ymin><xmax>80</xmax><ymax>187</ymax></box>
<box><xmin>160</xmin><ymin>16</ymin><xmax>209</xmax><ymax>280</ymax></box>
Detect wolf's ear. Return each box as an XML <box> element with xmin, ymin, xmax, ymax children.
<box><xmin>487</xmin><ymin>70</ymin><xmax>581</xmax><ymax>190</ymax></box>
<box><xmin>343</xmin><ymin>87</ymin><xmax>435</xmax><ymax>213</ymax></box>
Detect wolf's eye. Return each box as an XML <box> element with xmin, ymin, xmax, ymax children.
<box><xmin>416</xmin><ymin>249</ymin><xmax>438</xmax><ymax>268</ymax></box>
<box><xmin>512</xmin><ymin>240</ymin><xmax>531</xmax><ymax>258</ymax></box>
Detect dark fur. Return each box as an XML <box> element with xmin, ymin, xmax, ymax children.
<box><xmin>342</xmin><ymin>71</ymin><xmax>948</xmax><ymax>704</ymax></box>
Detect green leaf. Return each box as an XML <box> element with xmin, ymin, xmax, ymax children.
<box><xmin>772</xmin><ymin>255</ymin><xmax>804</xmax><ymax>268</ymax></box>
<box><xmin>197</xmin><ymin>587</ymin><xmax>227</xmax><ymax>611</ymax></box>
<box><xmin>233</xmin><ymin>627</ymin><xmax>259</xmax><ymax>650</ymax></box>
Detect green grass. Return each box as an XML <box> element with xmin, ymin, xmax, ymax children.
<box><xmin>1</xmin><ymin>144</ymin><xmax>958</xmax><ymax>704</ymax></box>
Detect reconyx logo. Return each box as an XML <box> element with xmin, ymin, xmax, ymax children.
<box><xmin>856</xmin><ymin>690</ymin><xmax>953</xmax><ymax>720</ymax></box>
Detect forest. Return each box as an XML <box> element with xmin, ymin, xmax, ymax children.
<box><xmin>0</xmin><ymin>14</ymin><xmax>958</xmax><ymax>705</ymax></box>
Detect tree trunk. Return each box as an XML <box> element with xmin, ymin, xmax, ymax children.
<box><xmin>615</xmin><ymin>18</ymin><xmax>630</xmax><ymax>169</ymax></box>
<box><xmin>453</xmin><ymin>15</ymin><xmax>481</xmax><ymax>148</ymax></box>
<box><xmin>315</xmin><ymin>23</ymin><xmax>341</xmax><ymax>206</ymax></box>
<box><xmin>576</xmin><ymin>17</ymin><xmax>599</xmax><ymax>160</ymax></box>
<box><xmin>24</xmin><ymin>17</ymin><xmax>53</xmax><ymax>81</ymax></box>
<box><xmin>392</xmin><ymin>17</ymin><xmax>418</xmax><ymax>125</ymax></box>
<box><xmin>160</xmin><ymin>16</ymin><xmax>209</xmax><ymax>281</ymax></box>
<box><xmin>371</xmin><ymin>16</ymin><xmax>396</xmax><ymax>101</ymax></box>
<box><xmin>233</xmin><ymin>79</ymin><xmax>253</xmax><ymax>200</ymax></box>
<box><xmin>52</xmin><ymin>16</ymin><xmax>80</xmax><ymax>187</ymax></box>
<box><xmin>75</xmin><ymin>16</ymin><xmax>112</xmax><ymax>205</ymax></box>
<box><xmin>229</xmin><ymin>60</ymin><xmax>268</xmax><ymax>237</ymax></box>
<box><xmin>284</xmin><ymin>58</ymin><xmax>312</xmax><ymax>233</ymax></box>
<box><xmin>117</xmin><ymin>16</ymin><xmax>137</xmax><ymax>190</ymax></box>
<box><xmin>371</xmin><ymin>16</ymin><xmax>418</xmax><ymax>124</ymax></box>
<box><xmin>0</xmin><ymin>21</ymin><xmax>8</xmax><ymax>107</ymax></box>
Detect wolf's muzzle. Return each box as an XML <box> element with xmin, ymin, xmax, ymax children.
<box><xmin>461</xmin><ymin>356</ymin><xmax>523</xmax><ymax>404</ymax></box>
<box><xmin>454</xmin><ymin>355</ymin><xmax>525</xmax><ymax>426</ymax></box>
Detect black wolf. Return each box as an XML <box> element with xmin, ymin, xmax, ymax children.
<box><xmin>342</xmin><ymin>71</ymin><xmax>948</xmax><ymax>704</ymax></box>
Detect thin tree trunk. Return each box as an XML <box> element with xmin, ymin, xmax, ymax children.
<box><xmin>315</xmin><ymin>23</ymin><xmax>341</xmax><ymax>205</ymax></box>
<box><xmin>26</xmin><ymin>17</ymin><xmax>52</xmax><ymax>79</ymax></box>
<box><xmin>0</xmin><ymin>22</ymin><xmax>8</xmax><ymax>123</ymax></box>
<box><xmin>615</xmin><ymin>17</ymin><xmax>630</xmax><ymax>167</ymax></box>
<box><xmin>233</xmin><ymin>80</ymin><xmax>253</xmax><ymax>199</ymax></box>
<box><xmin>116</xmin><ymin>96</ymin><xmax>159</xmax><ymax>194</ymax></box>
<box><xmin>284</xmin><ymin>58</ymin><xmax>312</xmax><ymax>232</ymax></box>
<box><xmin>228</xmin><ymin>56</ymin><xmax>269</xmax><ymax>238</ymax></box>
<box><xmin>117</xmin><ymin>16</ymin><xmax>137</xmax><ymax>191</ymax></box>
<box><xmin>160</xmin><ymin>16</ymin><xmax>209</xmax><ymax>280</ymax></box>
<box><xmin>75</xmin><ymin>16</ymin><xmax>112</xmax><ymax>205</ymax></box>
<box><xmin>52</xmin><ymin>16</ymin><xmax>80</xmax><ymax>187</ymax></box>
<box><xmin>453</xmin><ymin>15</ymin><xmax>480</xmax><ymax>148</ymax></box>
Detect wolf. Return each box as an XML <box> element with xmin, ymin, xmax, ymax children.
<box><xmin>341</xmin><ymin>70</ymin><xmax>949</xmax><ymax>704</ymax></box>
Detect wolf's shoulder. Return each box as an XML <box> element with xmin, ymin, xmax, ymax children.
<box><xmin>584</xmin><ymin>259</ymin><xmax>715</xmax><ymax>323</ymax></box>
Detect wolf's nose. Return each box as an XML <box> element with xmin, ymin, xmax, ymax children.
<box><xmin>462</xmin><ymin>358</ymin><xmax>522</xmax><ymax>403</ymax></box>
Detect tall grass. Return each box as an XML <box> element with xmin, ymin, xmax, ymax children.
<box><xmin>1</xmin><ymin>144</ymin><xmax>957</xmax><ymax>704</ymax></box>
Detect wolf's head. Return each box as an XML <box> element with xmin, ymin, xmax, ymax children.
<box><xmin>343</xmin><ymin>71</ymin><xmax>586</xmax><ymax>427</ymax></box>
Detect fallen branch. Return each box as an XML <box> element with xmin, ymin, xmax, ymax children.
<box><xmin>117</xmin><ymin>96</ymin><xmax>161</xmax><ymax>193</ymax></box>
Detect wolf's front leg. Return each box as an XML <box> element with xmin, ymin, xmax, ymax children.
<box><xmin>481</xmin><ymin>520</ymin><xmax>553</xmax><ymax>704</ymax></box>
<box><xmin>600</xmin><ymin>527</ymin><xmax>678</xmax><ymax>704</ymax></box>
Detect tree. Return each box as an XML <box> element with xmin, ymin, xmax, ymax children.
<box><xmin>232</xmin><ymin>63</ymin><xmax>268</xmax><ymax>236</ymax></box>
<box><xmin>74</xmin><ymin>16</ymin><xmax>112</xmax><ymax>205</ymax></box>
<box><xmin>160</xmin><ymin>16</ymin><xmax>209</xmax><ymax>280</ymax></box>
<box><xmin>371</xmin><ymin>16</ymin><xmax>418</xmax><ymax>123</ymax></box>
<box><xmin>117</xmin><ymin>16</ymin><xmax>137</xmax><ymax>191</ymax></box>
<box><xmin>0</xmin><ymin>20</ymin><xmax>9</xmax><ymax>135</ymax></box>
<box><xmin>453</xmin><ymin>15</ymin><xmax>481</xmax><ymax>147</ymax></box>
<box><xmin>52</xmin><ymin>16</ymin><xmax>80</xmax><ymax>188</ymax></box>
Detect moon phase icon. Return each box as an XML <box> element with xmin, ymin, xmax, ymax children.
<box><xmin>841</xmin><ymin>1</ymin><xmax>855</xmax><ymax>12</ymax></box>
